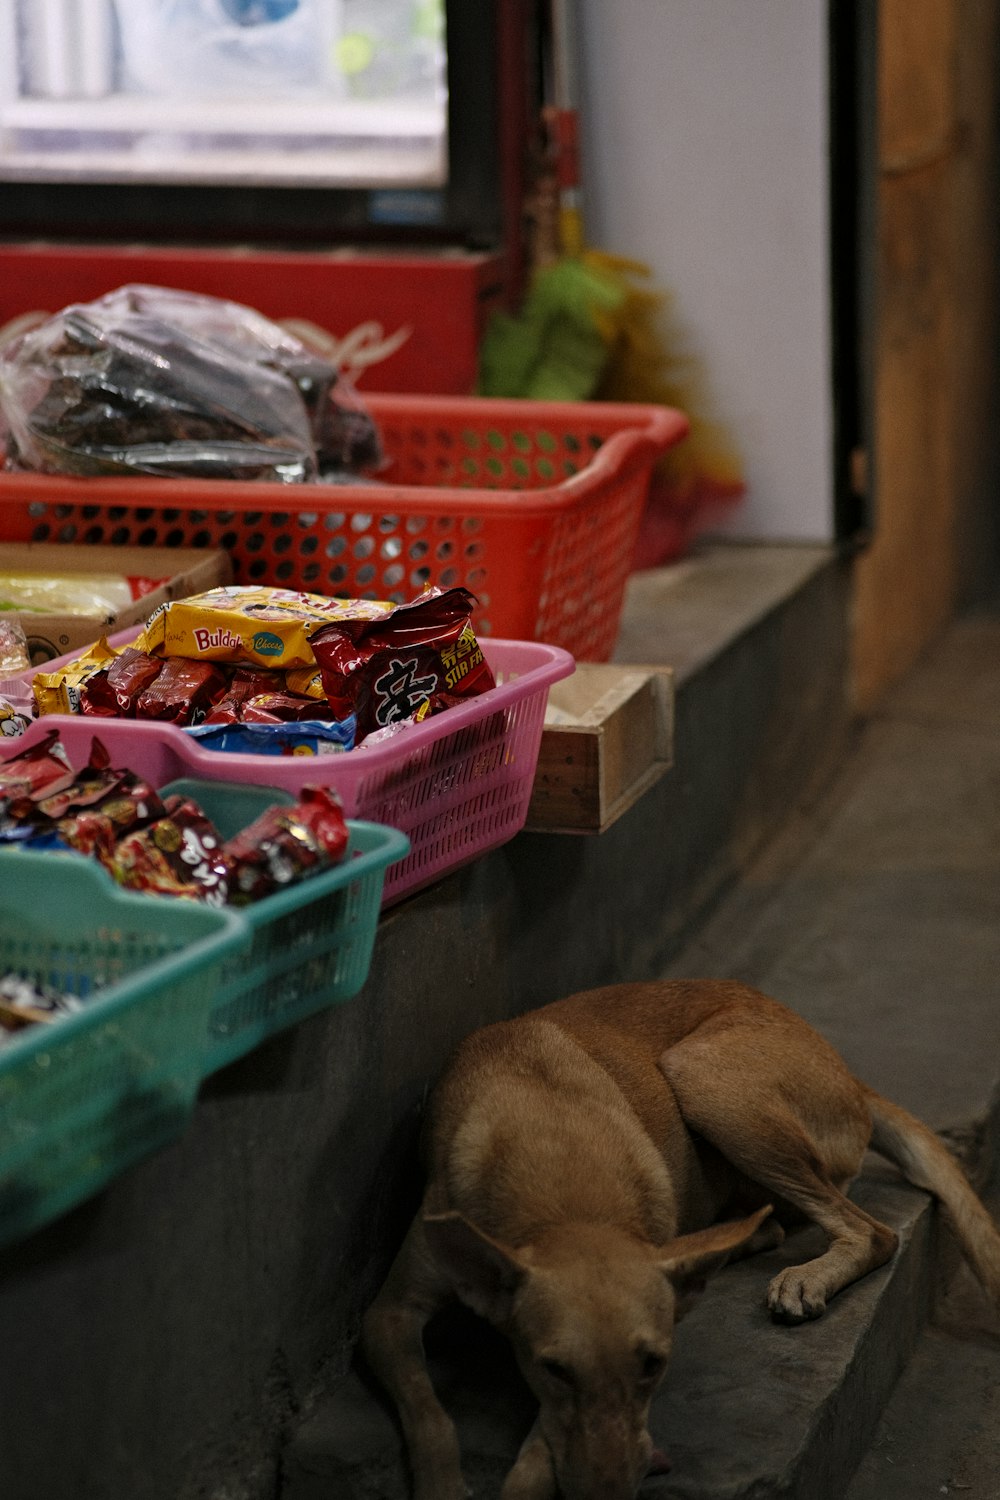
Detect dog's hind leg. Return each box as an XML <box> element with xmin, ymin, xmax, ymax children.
<box><xmin>361</xmin><ymin>1213</ymin><xmax>468</xmax><ymax>1500</ymax></box>
<box><xmin>660</xmin><ymin>1026</ymin><xmax>898</xmax><ymax>1323</ymax></box>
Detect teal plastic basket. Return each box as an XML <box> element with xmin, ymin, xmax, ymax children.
<box><xmin>160</xmin><ymin>780</ymin><xmax>409</xmax><ymax>1074</ymax></box>
<box><xmin>0</xmin><ymin>852</ymin><xmax>247</xmax><ymax>1248</ymax></box>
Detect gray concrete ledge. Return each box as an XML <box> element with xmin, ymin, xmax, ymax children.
<box><xmin>281</xmin><ymin>1176</ymin><xmax>934</xmax><ymax>1500</ymax></box>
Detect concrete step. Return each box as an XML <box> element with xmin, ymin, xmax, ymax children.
<box><xmin>281</xmin><ymin>1176</ymin><xmax>934</xmax><ymax>1500</ymax></box>
<box><xmin>282</xmin><ymin>601</ymin><xmax>1000</xmax><ymax>1500</ymax></box>
<box><xmin>845</xmin><ymin>1165</ymin><xmax>1000</xmax><ymax>1500</ymax></box>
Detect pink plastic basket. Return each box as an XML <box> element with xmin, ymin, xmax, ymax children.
<box><xmin>12</xmin><ymin>633</ymin><xmax>574</xmax><ymax>906</ymax></box>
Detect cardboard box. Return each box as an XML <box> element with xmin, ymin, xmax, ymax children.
<box><xmin>1</xmin><ymin>544</ymin><xmax>232</xmax><ymax>665</ymax></box>
<box><xmin>526</xmin><ymin>664</ymin><xmax>674</xmax><ymax>834</ymax></box>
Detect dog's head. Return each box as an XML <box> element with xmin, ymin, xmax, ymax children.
<box><xmin>425</xmin><ymin>1205</ymin><xmax>770</xmax><ymax>1500</ymax></box>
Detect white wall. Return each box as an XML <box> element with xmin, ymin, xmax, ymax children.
<box><xmin>576</xmin><ymin>0</ymin><xmax>833</xmax><ymax>541</ymax></box>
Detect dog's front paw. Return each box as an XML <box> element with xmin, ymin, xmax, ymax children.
<box><xmin>766</xmin><ymin>1267</ymin><xmax>828</xmax><ymax>1323</ymax></box>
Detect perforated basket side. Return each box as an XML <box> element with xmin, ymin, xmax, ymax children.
<box><xmin>0</xmin><ymin>855</ymin><xmax>246</xmax><ymax>1246</ymax></box>
<box><xmin>534</xmin><ymin>462</ymin><xmax>654</xmax><ymax>660</ymax></box>
<box><xmin>0</xmin><ymin>396</ymin><xmax>687</xmax><ymax>657</ymax></box>
<box><xmin>197</xmin><ymin>820</ymin><xmax>409</xmax><ymax>1074</ymax></box>
<box><xmin>373</xmin><ymin>677</ymin><xmax>553</xmax><ymax>903</ymax></box>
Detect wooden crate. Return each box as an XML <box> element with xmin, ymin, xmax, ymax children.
<box><xmin>526</xmin><ymin>664</ymin><xmax>674</xmax><ymax>834</ymax></box>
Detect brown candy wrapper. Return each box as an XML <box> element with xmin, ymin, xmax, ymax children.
<box><xmin>308</xmin><ymin>587</ymin><xmax>495</xmax><ymax>743</ymax></box>
<box><xmin>201</xmin><ymin>665</ymin><xmax>284</xmax><ymax>725</ymax></box>
<box><xmin>241</xmin><ymin>692</ymin><xmax>328</xmax><ymax>724</ymax></box>
<box><xmin>89</xmin><ymin>647</ymin><xmax>166</xmax><ymax>717</ymax></box>
<box><xmin>135</xmin><ymin>657</ymin><xmax>228</xmax><ymax>725</ymax></box>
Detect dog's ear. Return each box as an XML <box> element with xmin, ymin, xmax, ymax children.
<box><xmin>658</xmin><ymin>1205</ymin><xmax>773</xmax><ymax>1320</ymax></box>
<box><xmin>423</xmin><ymin>1211</ymin><xmax>527</xmax><ymax>1323</ymax></box>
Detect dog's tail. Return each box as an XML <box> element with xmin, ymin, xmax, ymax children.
<box><xmin>865</xmin><ymin>1086</ymin><xmax>1000</xmax><ymax>1305</ymax></box>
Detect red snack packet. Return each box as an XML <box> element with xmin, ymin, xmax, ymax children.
<box><xmin>223</xmin><ymin>785</ymin><xmax>349</xmax><ymax>904</ymax></box>
<box><xmin>33</xmin><ymin>737</ymin><xmax>163</xmax><ymax>826</ymax></box>
<box><xmin>77</xmin><ymin>644</ymin><xmax>162</xmax><ymax>717</ymax></box>
<box><xmin>114</xmin><ymin>796</ymin><xmax>229</xmax><ymax>903</ymax></box>
<box><xmin>104</xmin><ymin>647</ymin><xmax>165</xmax><ymax>717</ymax></box>
<box><xmin>78</xmin><ymin>668</ymin><xmax>119</xmax><ymax>718</ymax></box>
<box><xmin>33</xmin><ymin>749</ymin><xmax>121</xmax><ymax>821</ymax></box>
<box><xmin>0</xmin><ymin>730</ymin><xmax>75</xmax><ymax>803</ymax></box>
<box><xmin>308</xmin><ymin>587</ymin><xmax>495</xmax><ymax>742</ymax></box>
<box><xmin>135</xmin><ymin>657</ymin><xmax>228</xmax><ymax>725</ymax></box>
<box><xmin>57</xmin><ymin>810</ymin><xmax>120</xmax><ymax>867</ymax></box>
<box><xmin>201</xmin><ymin>665</ymin><xmax>283</xmax><ymax>725</ymax></box>
<box><xmin>241</xmin><ymin>692</ymin><xmax>330</xmax><ymax>723</ymax></box>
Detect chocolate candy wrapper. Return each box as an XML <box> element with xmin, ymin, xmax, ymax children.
<box><xmin>223</xmin><ymin>785</ymin><xmax>349</xmax><ymax>905</ymax></box>
<box><xmin>308</xmin><ymin>586</ymin><xmax>495</xmax><ymax>742</ymax></box>
<box><xmin>135</xmin><ymin>656</ymin><xmax>228</xmax><ymax>725</ymax></box>
<box><xmin>114</xmin><ymin>798</ymin><xmax>229</xmax><ymax>904</ymax></box>
<box><xmin>241</xmin><ymin>692</ymin><xmax>332</xmax><ymax>723</ymax></box>
<box><xmin>78</xmin><ymin>647</ymin><xmax>166</xmax><ymax>719</ymax></box>
<box><xmin>91</xmin><ymin>647</ymin><xmax>165</xmax><ymax>717</ymax></box>
<box><xmin>201</xmin><ymin>665</ymin><xmax>284</xmax><ymax>725</ymax></box>
<box><xmin>32</xmin><ymin>638</ymin><xmax>119</xmax><ymax>716</ymax></box>
<box><xmin>77</xmin><ymin>668</ymin><xmax>119</xmax><ymax>718</ymax></box>
<box><xmin>184</xmin><ymin>717</ymin><xmax>355</xmax><ymax>756</ymax></box>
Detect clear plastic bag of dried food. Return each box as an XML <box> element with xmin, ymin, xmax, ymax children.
<box><xmin>0</xmin><ymin>284</ymin><xmax>382</xmax><ymax>484</ymax></box>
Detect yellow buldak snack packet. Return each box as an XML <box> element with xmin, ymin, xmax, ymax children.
<box><xmin>31</xmin><ymin>637</ymin><xmax>120</xmax><ymax>716</ymax></box>
<box><xmin>135</xmin><ymin>586</ymin><xmax>396</xmax><ymax>671</ymax></box>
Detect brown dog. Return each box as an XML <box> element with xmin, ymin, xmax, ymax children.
<box><xmin>362</xmin><ymin>980</ymin><xmax>1000</xmax><ymax>1500</ymax></box>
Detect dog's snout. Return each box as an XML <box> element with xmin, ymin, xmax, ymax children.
<box><xmin>551</xmin><ymin>1421</ymin><xmax>656</xmax><ymax>1500</ymax></box>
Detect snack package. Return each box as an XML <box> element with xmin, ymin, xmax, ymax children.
<box><xmin>32</xmin><ymin>637</ymin><xmax>120</xmax><ymax>716</ymax></box>
<box><xmin>201</xmin><ymin>665</ymin><xmax>286</xmax><ymax>725</ymax></box>
<box><xmin>0</xmin><ymin>617</ymin><xmax>30</xmax><ymax>674</ymax></box>
<box><xmin>3</xmin><ymin>736</ymin><xmax>166</xmax><ymax>865</ymax></box>
<box><xmin>223</xmin><ymin>785</ymin><xmax>349</xmax><ymax>904</ymax></box>
<box><xmin>0</xmin><ymin>973</ymin><xmax>82</xmax><ymax>1039</ymax></box>
<box><xmin>134</xmin><ymin>656</ymin><xmax>228</xmax><ymax>725</ymax></box>
<box><xmin>309</xmin><ymin>586</ymin><xmax>496</xmax><ymax>742</ymax></box>
<box><xmin>184</xmin><ymin>718</ymin><xmax>355</xmax><ymax>756</ymax></box>
<box><xmin>113</xmin><ymin>796</ymin><xmax>230</xmax><ymax>904</ymax></box>
<box><xmin>85</xmin><ymin>647</ymin><xmax>165</xmax><ymax>717</ymax></box>
<box><xmin>0</xmin><ymin>730</ymin><xmax>75</xmax><ymax>807</ymax></box>
<box><xmin>240</xmin><ymin>692</ymin><xmax>332</xmax><ymax>723</ymax></box>
<box><xmin>33</xmin><ymin>735</ymin><xmax>162</xmax><ymax>820</ymax></box>
<box><xmin>0</xmin><ymin>679</ymin><xmax>33</xmax><ymax>740</ymax></box>
<box><xmin>136</xmin><ymin>585</ymin><xmax>397</xmax><ymax>671</ymax></box>
<box><xmin>0</xmin><ymin>284</ymin><xmax>381</xmax><ymax>482</ymax></box>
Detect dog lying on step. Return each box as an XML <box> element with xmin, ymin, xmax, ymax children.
<box><xmin>362</xmin><ymin>980</ymin><xmax>1000</xmax><ymax>1500</ymax></box>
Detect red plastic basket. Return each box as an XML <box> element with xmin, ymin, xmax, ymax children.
<box><xmin>0</xmin><ymin>394</ymin><xmax>687</xmax><ymax>661</ymax></box>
